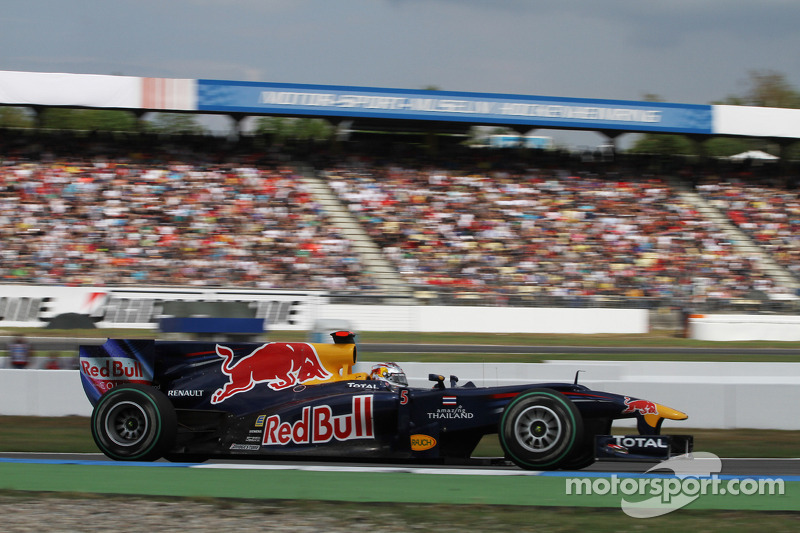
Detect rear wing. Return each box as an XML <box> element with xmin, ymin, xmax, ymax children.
<box><xmin>80</xmin><ymin>334</ymin><xmax>364</xmax><ymax>406</ymax></box>
<box><xmin>79</xmin><ymin>339</ymin><xmax>157</xmax><ymax>406</ymax></box>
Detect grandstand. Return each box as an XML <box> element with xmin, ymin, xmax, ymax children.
<box><xmin>1</xmin><ymin>129</ymin><xmax>797</xmax><ymax>315</ymax></box>
<box><xmin>318</xmin><ymin>153</ymin><xmax>797</xmax><ymax>307</ymax></box>
<box><xmin>1</xmin><ymin>70</ymin><xmax>799</xmax><ymax>317</ymax></box>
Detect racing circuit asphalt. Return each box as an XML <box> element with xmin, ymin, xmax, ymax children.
<box><xmin>1</xmin><ymin>453</ymin><xmax>798</xmax><ymax>477</ymax></box>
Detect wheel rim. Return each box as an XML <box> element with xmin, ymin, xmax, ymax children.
<box><xmin>104</xmin><ymin>401</ymin><xmax>150</xmax><ymax>447</ymax></box>
<box><xmin>514</xmin><ymin>405</ymin><xmax>562</xmax><ymax>453</ymax></box>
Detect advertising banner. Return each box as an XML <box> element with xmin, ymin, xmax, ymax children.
<box><xmin>198</xmin><ymin>79</ymin><xmax>713</xmax><ymax>134</ymax></box>
<box><xmin>0</xmin><ymin>285</ymin><xmax>320</xmax><ymax>330</ymax></box>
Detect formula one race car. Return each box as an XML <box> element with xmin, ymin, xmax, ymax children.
<box><xmin>79</xmin><ymin>333</ymin><xmax>692</xmax><ymax>470</ymax></box>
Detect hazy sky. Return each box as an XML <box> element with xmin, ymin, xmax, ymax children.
<box><xmin>3</xmin><ymin>1</ymin><xmax>799</xmax><ymax>146</ymax></box>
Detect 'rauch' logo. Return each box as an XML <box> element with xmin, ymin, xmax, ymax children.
<box><xmin>410</xmin><ymin>434</ymin><xmax>437</xmax><ymax>451</ymax></box>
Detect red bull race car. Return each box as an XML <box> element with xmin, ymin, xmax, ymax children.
<box><xmin>79</xmin><ymin>333</ymin><xmax>692</xmax><ymax>470</ymax></box>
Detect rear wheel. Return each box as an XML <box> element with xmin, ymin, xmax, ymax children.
<box><xmin>91</xmin><ymin>384</ymin><xmax>177</xmax><ymax>461</ymax></box>
<box><xmin>499</xmin><ymin>389</ymin><xmax>583</xmax><ymax>470</ymax></box>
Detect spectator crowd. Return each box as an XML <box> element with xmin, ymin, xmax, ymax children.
<box><xmin>322</xmin><ymin>155</ymin><xmax>791</xmax><ymax>306</ymax></box>
<box><xmin>0</xmin><ymin>132</ymin><xmax>374</xmax><ymax>291</ymax></box>
<box><xmin>0</xmin><ymin>130</ymin><xmax>797</xmax><ymax>308</ymax></box>
<box><xmin>697</xmin><ymin>172</ymin><xmax>800</xmax><ymax>282</ymax></box>
<box><xmin>1</xmin><ymin>335</ymin><xmax>78</xmax><ymax>369</ymax></box>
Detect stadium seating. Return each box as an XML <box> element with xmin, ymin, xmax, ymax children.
<box><xmin>1</xmin><ymin>130</ymin><xmax>797</xmax><ymax>311</ymax></box>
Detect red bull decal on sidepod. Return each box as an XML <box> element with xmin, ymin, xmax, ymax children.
<box><xmin>211</xmin><ymin>342</ymin><xmax>333</xmax><ymax>404</ymax></box>
<box><xmin>622</xmin><ymin>396</ymin><xmax>659</xmax><ymax>416</ymax></box>
<box><xmin>262</xmin><ymin>395</ymin><xmax>374</xmax><ymax>446</ymax></box>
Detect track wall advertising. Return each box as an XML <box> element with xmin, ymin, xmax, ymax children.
<box><xmin>0</xmin><ymin>285</ymin><xmax>319</xmax><ymax>330</ymax></box>
<box><xmin>0</xmin><ymin>285</ymin><xmax>645</xmax><ymax>334</ymax></box>
<box><xmin>4</xmin><ymin>286</ymin><xmax>798</xmax><ymax>339</ymax></box>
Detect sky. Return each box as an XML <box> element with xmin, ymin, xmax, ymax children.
<box><xmin>2</xmin><ymin>0</ymin><xmax>799</xmax><ymax>148</ymax></box>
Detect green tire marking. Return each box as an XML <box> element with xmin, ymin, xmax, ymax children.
<box><xmin>499</xmin><ymin>390</ymin><xmax>579</xmax><ymax>469</ymax></box>
<box><xmin>92</xmin><ymin>387</ymin><xmax>164</xmax><ymax>461</ymax></box>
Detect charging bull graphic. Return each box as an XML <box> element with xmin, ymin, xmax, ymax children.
<box><xmin>622</xmin><ymin>396</ymin><xmax>659</xmax><ymax>416</ymax></box>
<box><xmin>211</xmin><ymin>343</ymin><xmax>332</xmax><ymax>404</ymax></box>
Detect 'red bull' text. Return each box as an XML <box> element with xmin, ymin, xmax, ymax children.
<box><xmin>81</xmin><ymin>358</ymin><xmax>146</xmax><ymax>379</ymax></box>
<box><xmin>262</xmin><ymin>395</ymin><xmax>374</xmax><ymax>446</ymax></box>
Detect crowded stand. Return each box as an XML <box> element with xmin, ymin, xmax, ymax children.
<box><xmin>696</xmin><ymin>173</ymin><xmax>800</xmax><ymax>281</ymax></box>
<box><xmin>0</xmin><ymin>129</ymin><xmax>797</xmax><ymax>310</ymax></box>
<box><xmin>321</xmin><ymin>153</ymin><xmax>791</xmax><ymax>307</ymax></box>
<box><xmin>0</xmin><ymin>131</ymin><xmax>375</xmax><ymax>291</ymax></box>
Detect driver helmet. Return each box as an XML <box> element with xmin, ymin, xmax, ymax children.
<box><xmin>369</xmin><ymin>362</ymin><xmax>408</xmax><ymax>386</ymax></box>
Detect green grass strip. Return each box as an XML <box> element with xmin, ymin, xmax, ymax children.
<box><xmin>1</xmin><ymin>463</ymin><xmax>798</xmax><ymax>511</ymax></box>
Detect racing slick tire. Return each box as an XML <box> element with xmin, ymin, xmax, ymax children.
<box><xmin>499</xmin><ymin>388</ymin><xmax>584</xmax><ymax>470</ymax></box>
<box><xmin>91</xmin><ymin>384</ymin><xmax>177</xmax><ymax>462</ymax></box>
<box><xmin>559</xmin><ymin>418</ymin><xmax>610</xmax><ymax>470</ymax></box>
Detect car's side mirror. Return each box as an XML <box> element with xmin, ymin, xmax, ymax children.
<box><xmin>428</xmin><ymin>374</ymin><xmax>445</xmax><ymax>390</ymax></box>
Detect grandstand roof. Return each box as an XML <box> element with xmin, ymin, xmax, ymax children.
<box><xmin>1</xmin><ymin>70</ymin><xmax>800</xmax><ymax>141</ymax></box>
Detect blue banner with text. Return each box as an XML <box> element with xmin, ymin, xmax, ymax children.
<box><xmin>198</xmin><ymin>79</ymin><xmax>712</xmax><ymax>134</ymax></box>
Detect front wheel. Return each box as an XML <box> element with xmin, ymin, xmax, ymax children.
<box><xmin>91</xmin><ymin>384</ymin><xmax>177</xmax><ymax>461</ymax></box>
<box><xmin>499</xmin><ymin>388</ymin><xmax>584</xmax><ymax>470</ymax></box>
<box><xmin>560</xmin><ymin>418</ymin><xmax>611</xmax><ymax>470</ymax></box>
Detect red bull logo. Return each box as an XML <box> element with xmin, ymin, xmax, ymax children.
<box><xmin>262</xmin><ymin>395</ymin><xmax>374</xmax><ymax>445</ymax></box>
<box><xmin>622</xmin><ymin>396</ymin><xmax>659</xmax><ymax>416</ymax></box>
<box><xmin>211</xmin><ymin>342</ymin><xmax>332</xmax><ymax>404</ymax></box>
<box><xmin>80</xmin><ymin>356</ymin><xmax>152</xmax><ymax>393</ymax></box>
<box><xmin>81</xmin><ymin>357</ymin><xmax>147</xmax><ymax>380</ymax></box>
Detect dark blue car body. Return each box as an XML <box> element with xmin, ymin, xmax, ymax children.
<box><xmin>80</xmin><ymin>335</ymin><xmax>691</xmax><ymax>470</ymax></box>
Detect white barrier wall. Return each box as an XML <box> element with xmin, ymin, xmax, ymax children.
<box><xmin>359</xmin><ymin>361</ymin><xmax>800</xmax><ymax>431</ymax></box>
<box><xmin>0</xmin><ymin>284</ymin><xmax>649</xmax><ymax>334</ymax></box>
<box><xmin>0</xmin><ymin>370</ymin><xmax>92</xmax><ymax>417</ymax></box>
<box><xmin>4</xmin><ymin>361</ymin><xmax>800</xmax><ymax>430</ymax></box>
<box><xmin>690</xmin><ymin>314</ymin><xmax>800</xmax><ymax>341</ymax></box>
<box><xmin>318</xmin><ymin>305</ymin><xmax>648</xmax><ymax>334</ymax></box>
<box><xmin>8</xmin><ymin>282</ymin><xmax>800</xmax><ymax>338</ymax></box>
